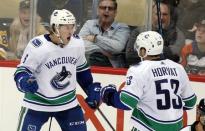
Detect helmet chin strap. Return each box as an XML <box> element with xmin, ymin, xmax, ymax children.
<box><xmin>50</xmin><ymin>24</ymin><xmax>75</xmax><ymax>48</ymax></box>
<box><xmin>139</xmin><ymin>55</ymin><xmax>145</xmax><ymax>61</ymax></box>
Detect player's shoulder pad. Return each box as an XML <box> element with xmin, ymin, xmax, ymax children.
<box><xmin>31</xmin><ymin>38</ymin><xmax>42</xmax><ymax>48</ymax></box>
<box><xmin>73</xmin><ymin>34</ymin><xmax>80</xmax><ymax>39</ymax></box>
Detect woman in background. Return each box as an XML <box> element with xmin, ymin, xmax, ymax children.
<box><xmin>9</xmin><ymin>0</ymin><xmax>46</xmax><ymax>59</ymax></box>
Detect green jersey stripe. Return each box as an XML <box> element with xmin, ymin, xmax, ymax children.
<box><xmin>131</xmin><ymin>108</ymin><xmax>183</xmax><ymax>131</ymax></box>
<box><xmin>120</xmin><ymin>92</ymin><xmax>139</xmax><ymax>109</ymax></box>
<box><xmin>24</xmin><ymin>90</ymin><xmax>76</xmax><ymax>105</ymax></box>
<box><xmin>183</xmin><ymin>94</ymin><xmax>197</xmax><ymax>109</ymax></box>
<box><xmin>14</xmin><ymin>67</ymin><xmax>30</xmax><ymax>76</ymax></box>
<box><xmin>77</xmin><ymin>61</ymin><xmax>89</xmax><ymax>72</ymax></box>
<box><xmin>17</xmin><ymin>107</ymin><xmax>28</xmax><ymax>131</ymax></box>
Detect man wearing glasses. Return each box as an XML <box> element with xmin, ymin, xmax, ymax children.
<box><xmin>79</xmin><ymin>0</ymin><xmax>130</xmax><ymax>68</ymax></box>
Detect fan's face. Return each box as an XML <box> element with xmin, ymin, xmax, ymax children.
<box><xmin>195</xmin><ymin>26</ymin><xmax>205</xmax><ymax>44</ymax></box>
<box><xmin>19</xmin><ymin>8</ymin><xmax>30</xmax><ymax>27</ymax></box>
<box><xmin>97</xmin><ymin>0</ymin><xmax>117</xmax><ymax>25</ymax></box>
<box><xmin>200</xmin><ymin>115</ymin><xmax>205</xmax><ymax>125</ymax></box>
<box><xmin>152</xmin><ymin>3</ymin><xmax>170</xmax><ymax>29</ymax></box>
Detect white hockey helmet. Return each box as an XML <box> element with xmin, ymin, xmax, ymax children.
<box><xmin>50</xmin><ymin>9</ymin><xmax>76</xmax><ymax>26</ymax></box>
<box><xmin>134</xmin><ymin>31</ymin><xmax>164</xmax><ymax>58</ymax></box>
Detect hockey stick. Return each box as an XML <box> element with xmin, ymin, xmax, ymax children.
<box><xmin>82</xmin><ymin>86</ymin><xmax>116</xmax><ymax>131</ymax></box>
<box><xmin>96</xmin><ymin>107</ymin><xmax>115</xmax><ymax>131</ymax></box>
<box><xmin>156</xmin><ymin>0</ymin><xmax>163</xmax><ymax>36</ymax></box>
<box><xmin>48</xmin><ymin>117</ymin><xmax>53</xmax><ymax>131</ymax></box>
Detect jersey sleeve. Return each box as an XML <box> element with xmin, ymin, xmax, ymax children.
<box><xmin>18</xmin><ymin>38</ymin><xmax>43</xmax><ymax>72</ymax></box>
<box><xmin>76</xmin><ymin>40</ymin><xmax>89</xmax><ymax>72</ymax></box>
<box><xmin>180</xmin><ymin>66</ymin><xmax>197</xmax><ymax>110</ymax></box>
<box><xmin>120</xmin><ymin>67</ymin><xmax>144</xmax><ymax>109</ymax></box>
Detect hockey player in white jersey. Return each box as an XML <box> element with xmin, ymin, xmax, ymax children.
<box><xmin>14</xmin><ymin>9</ymin><xmax>101</xmax><ymax>131</ymax></box>
<box><xmin>98</xmin><ymin>31</ymin><xmax>197</xmax><ymax>131</ymax></box>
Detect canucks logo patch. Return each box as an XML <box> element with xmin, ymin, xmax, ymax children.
<box><xmin>73</xmin><ymin>34</ymin><xmax>80</xmax><ymax>39</ymax></box>
<box><xmin>27</xmin><ymin>125</ymin><xmax>36</xmax><ymax>131</ymax></box>
<box><xmin>32</xmin><ymin>39</ymin><xmax>42</xmax><ymax>47</ymax></box>
<box><xmin>50</xmin><ymin>66</ymin><xmax>71</xmax><ymax>90</ymax></box>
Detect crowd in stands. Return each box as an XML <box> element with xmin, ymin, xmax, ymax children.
<box><xmin>9</xmin><ymin>0</ymin><xmax>47</xmax><ymax>59</ymax></box>
<box><xmin>177</xmin><ymin>0</ymin><xmax>205</xmax><ymax>40</ymax></box>
<box><xmin>125</xmin><ymin>0</ymin><xmax>184</xmax><ymax>66</ymax></box>
<box><xmin>181</xmin><ymin>20</ymin><xmax>205</xmax><ymax>76</ymax></box>
<box><xmin>0</xmin><ymin>0</ymin><xmax>205</xmax><ymax>76</ymax></box>
<box><xmin>79</xmin><ymin>0</ymin><xmax>130</xmax><ymax>68</ymax></box>
<box><xmin>37</xmin><ymin>0</ymin><xmax>89</xmax><ymax>32</ymax></box>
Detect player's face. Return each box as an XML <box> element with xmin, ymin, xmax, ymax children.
<box><xmin>195</xmin><ymin>26</ymin><xmax>205</xmax><ymax>44</ymax></box>
<box><xmin>97</xmin><ymin>0</ymin><xmax>117</xmax><ymax>26</ymax></box>
<box><xmin>152</xmin><ymin>3</ymin><xmax>170</xmax><ymax>29</ymax></box>
<box><xmin>19</xmin><ymin>8</ymin><xmax>30</xmax><ymax>27</ymax></box>
<box><xmin>58</xmin><ymin>24</ymin><xmax>75</xmax><ymax>44</ymax></box>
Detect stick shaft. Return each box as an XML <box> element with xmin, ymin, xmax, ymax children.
<box><xmin>48</xmin><ymin>117</ymin><xmax>52</xmax><ymax>131</ymax></box>
<box><xmin>97</xmin><ymin>107</ymin><xmax>115</xmax><ymax>131</ymax></box>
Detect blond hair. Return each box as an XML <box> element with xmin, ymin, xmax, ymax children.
<box><xmin>9</xmin><ymin>15</ymin><xmax>46</xmax><ymax>58</ymax></box>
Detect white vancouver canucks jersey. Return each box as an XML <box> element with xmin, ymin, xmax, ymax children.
<box><xmin>120</xmin><ymin>59</ymin><xmax>197</xmax><ymax>131</ymax></box>
<box><xmin>17</xmin><ymin>34</ymin><xmax>89</xmax><ymax>112</ymax></box>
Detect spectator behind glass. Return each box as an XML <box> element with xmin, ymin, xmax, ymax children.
<box><xmin>181</xmin><ymin>20</ymin><xmax>205</xmax><ymax>76</ymax></box>
<box><xmin>177</xmin><ymin>0</ymin><xmax>205</xmax><ymax>40</ymax></box>
<box><xmin>0</xmin><ymin>18</ymin><xmax>10</xmax><ymax>60</ymax></box>
<box><xmin>125</xmin><ymin>1</ymin><xmax>184</xmax><ymax>67</ymax></box>
<box><xmin>0</xmin><ymin>47</ymin><xmax>7</xmax><ymax>60</ymax></box>
<box><xmin>180</xmin><ymin>98</ymin><xmax>205</xmax><ymax>131</ymax></box>
<box><xmin>79</xmin><ymin>0</ymin><xmax>130</xmax><ymax>68</ymax></box>
<box><xmin>9</xmin><ymin>0</ymin><xmax>46</xmax><ymax>59</ymax></box>
<box><xmin>37</xmin><ymin>0</ymin><xmax>87</xmax><ymax>33</ymax></box>
<box><xmin>0</xmin><ymin>26</ymin><xmax>8</xmax><ymax>60</ymax></box>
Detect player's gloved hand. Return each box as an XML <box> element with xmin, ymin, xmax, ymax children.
<box><xmin>18</xmin><ymin>75</ymin><xmax>38</xmax><ymax>93</ymax></box>
<box><xmin>100</xmin><ymin>84</ymin><xmax>117</xmax><ymax>106</ymax></box>
<box><xmin>85</xmin><ymin>82</ymin><xmax>102</xmax><ymax>109</ymax></box>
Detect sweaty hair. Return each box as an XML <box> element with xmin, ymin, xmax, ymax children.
<box><xmin>47</xmin><ymin>24</ymin><xmax>56</xmax><ymax>35</ymax></box>
<box><xmin>98</xmin><ymin>0</ymin><xmax>118</xmax><ymax>10</ymax></box>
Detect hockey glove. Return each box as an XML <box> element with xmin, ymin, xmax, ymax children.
<box><xmin>85</xmin><ymin>82</ymin><xmax>102</xmax><ymax>109</ymax></box>
<box><xmin>17</xmin><ymin>75</ymin><xmax>38</xmax><ymax>93</ymax></box>
<box><xmin>101</xmin><ymin>84</ymin><xmax>117</xmax><ymax>106</ymax></box>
